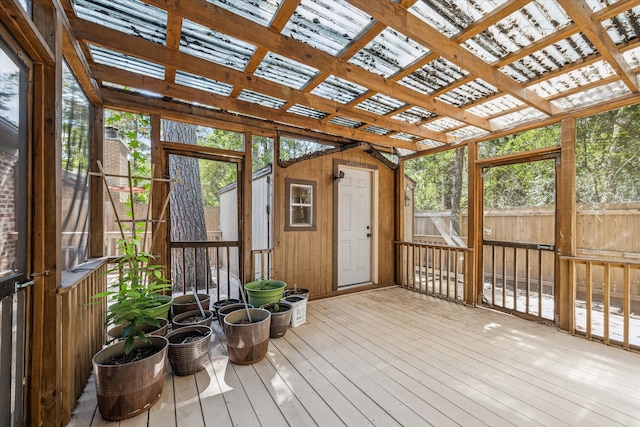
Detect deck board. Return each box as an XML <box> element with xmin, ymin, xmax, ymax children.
<box><xmin>69</xmin><ymin>287</ymin><xmax>640</xmax><ymax>427</ymax></box>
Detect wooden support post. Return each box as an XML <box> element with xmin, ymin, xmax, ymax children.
<box><xmin>150</xmin><ymin>115</ymin><xmax>168</xmax><ymax>274</ymax></box>
<box><xmin>30</xmin><ymin>1</ymin><xmax>63</xmax><ymax>424</ymax></box>
<box><xmin>467</xmin><ymin>141</ymin><xmax>480</xmax><ymax>306</ymax></box>
<box><xmin>89</xmin><ymin>104</ymin><xmax>104</xmax><ymax>258</ymax></box>
<box><xmin>242</xmin><ymin>132</ymin><xmax>253</xmax><ymax>285</ymax></box>
<box><xmin>396</xmin><ymin>160</ymin><xmax>406</xmax><ymax>285</ymax></box>
<box><xmin>557</xmin><ymin>118</ymin><xmax>577</xmax><ymax>331</ymax></box>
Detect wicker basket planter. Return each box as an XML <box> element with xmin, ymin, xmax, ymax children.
<box><xmin>171</xmin><ymin>294</ymin><xmax>211</xmax><ymax>317</ymax></box>
<box><xmin>171</xmin><ymin>309</ymin><xmax>214</xmax><ymax>329</ymax></box>
<box><xmin>166</xmin><ymin>325</ymin><xmax>212</xmax><ymax>376</ymax></box>
<box><xmin>212</xmin><ymin>298</ymin><xmax>242</xmax><ymax>315</ymax></box>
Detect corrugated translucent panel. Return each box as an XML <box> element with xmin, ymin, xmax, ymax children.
<box><xmin>490</xmin><ymin>107</ymin><xmax>548</xmax><ymax>129</ymax></box>
<box><xmin>237</xmin><ymin>90</ymin><xmax>286</xmax><ymax>109</ymax></box>
<box><xmin>282</xmin><ymin>0</ymin><xmax>371</xmax><ymax>55</ymax></box>
<box><xmin>501</xmin><ymin>34</ymin><xmax>596</xmax><ymax>83</ymax></box>
<box><xmin>409</xmin><ymin>0</ymin><xmax>507</xmax><ymax>36</ymax></box>
<box><xmin>529</xmin><ymin>61</ymin><xmax>616</xmax><ymax>98</ymax></box>
<box><xmin>447</xmin><ymin>126</ymin><xmax>488</xmax><ymax>139</ymax></box>
<box><xmin>584</xmin><ymin>0</ymin><xmax>621</xmax><ymax>13</ymax></box>
<box><xmin>551</xmin><ymin>81</ymin><xmax>630</xmax><ymax>110</ymax></box>
<box><xmin>623</xmin><ymin>45</ymin><xmax>640</xmax><ymax>68</ymax></box>
<box><xmin>102</xmin><ymin>81</ymin><xmax>161</xmax><ymax>97</ymax></box>
<box><xmin>255</xmin><ymin>52</ymin><xmax>318</xmax><ymax>89</ymax></box>
<box><xmin>466</xmin><ymin>95</ymin><xmax>523</xmax><ymax>117</ymax></box>
<box><xmin>398</xmin><ymin>57</ymin><xmax>467</xmax><ymax>94</ymax></box>
<box><xmin>175</xmin><ymin>71</ymin><xmax>233</xmax><ymax>96</ymax></box>
<box><xmin>362</xmin><ymin>125</ymin><xmax>392</xmax><ymax>135</ymax></box>
<box><xmin>602</xmin><ymin>6</ymin><xmax>640</xmax><ymax>44</ymax></box>
<box><xmin>416</xmin><ymin>140</ymin><xmax>445</xmax><ymax>149</ymax></box>
<box><xmin>328</xmin><ymin>116</ymin><xmax>364</xmax><ymax>128</ymax></box>
<box><xmin>287</xmin><ymin>104</ymin><xmax>328</xmax><ymax>119</ymax></box>
<box><xmin>423</xmin><ymin>117</ymin><xmax>463</xmax><ymax>132</ymax></box>
<box><xmin>90</xmin><ymin>45</ymin><xmax>164</xmax><ymax>79</ymax></box>
<box><xmin>180</xmin><ymin>20</ymin><xmax>255</xmax><ymax>71</ymax></box>
<box><xmin>356</xmin><ymin>93</ymin><xmax>405</xmax><ymax>115</ymax></box>
<box><xmin>205</xmin><ymin>0</ymin><xmax>281</xmax><ymax>27</ymax></box>
<box><xmin>310</xmin><ymin>75</ymin><xmax>367</xmax><ymax>104</ymax></box>
<box><xmin>380</xmin><ymin>152</ymin><xmax>399</xmax><ymax>163</ymax></box>
<box><xmin>437</xmin><ymin>79</ymin><xmax>497</xmax><ymax>107</ymax></box>
<box><xmin>392</xmin><ymin>132</ymin><xmax>420</xmax><ymax>141</ymax></box>
<box><xmin>467</xmin><ymin>1</ymin><xmax>572</xmax><ymax>63</ymax></box>
<box><xmin>349</xmin><ymin>27</ymin><xmax>429</xmax><ymax>77</ymax></box>
<box><xmin>73</xmin><ymin>0</ymin><xmax>167</xmax><ymax>45</ymax></box>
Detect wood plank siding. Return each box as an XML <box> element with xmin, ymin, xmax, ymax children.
<box><xmin>69</xmin><ymin>287</ymin><xmax>640</xmax><ymax>426</ymax></box>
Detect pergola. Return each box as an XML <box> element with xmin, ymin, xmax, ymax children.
<box><xmin>2</xmin><ymin>0</ymin><xmax>640</xmax><ymax>425</ymax></box>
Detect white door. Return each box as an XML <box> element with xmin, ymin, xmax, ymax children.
<box><xmin>338</xmin><ymin>167</ymin><xmax>372</xmax><ymax>287</ymax></box>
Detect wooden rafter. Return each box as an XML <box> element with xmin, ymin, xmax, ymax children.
<box><xmin>72</xmin><ymin>18</ymin><xmax>449</xmax><ymax>145</ymax></box>
<box><xmin>141</xmin><ymin>0</ymin><xmax>492</xmax><ymax>131</ymax></box>
<box><xmin>345</xmin><ymin>0</ymin><xmax>558</xmax><ymax>116</ymax></box>
<box><xmin>557</xmin><ymin>0</ymin><xmax>638</xmax><ymax>92</ymax></box>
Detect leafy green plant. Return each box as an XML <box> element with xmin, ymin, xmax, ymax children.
<box><xmin>93</xmin><ymin>236</ymin><xmax>171</xmax><ymax>355</ymax></box>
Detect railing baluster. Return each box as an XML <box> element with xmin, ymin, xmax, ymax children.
<box><xmin>586</xmin><ymin>261</ymin><xmax>592</xmax><ymax>340</ymax></box>
<box><xmin>603</xmin><ymin>264</ymin><xmax>610</xmax><ymax>345</ymax></box>
<box><xmin>624</xmin><ymin>264</ymin><xmax>630</xmax><ymax>350</ymax></box>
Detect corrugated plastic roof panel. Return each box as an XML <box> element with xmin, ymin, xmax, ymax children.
<box><xmin>423</xmin><ymin>117</ymin><xmax>464</xmax><ymax>132</ymax></box>
<box><xmin>447</xmin><ymin>125</ymin><xmax>489</xmax><ymax>139</ymax></box>
<box><xmin>180</xmin><ymin>19</ymin><xmax>256</xmax><ymax>71</ymax></box>
<box><xmin>437</xmin><ymin>79</ymin><xmax>497</xmax><ymax>107</ymax></box>
<box><xmin>398</xmin><ymin>57</ymin><xmax>468</xmax><ymax>95</ymax></box>
<box><xmin>623</xmin><ymin>45</ymin><xmax>640</xmax><ymax>68</ymax></box>
<box><xmin>490</xmin><ymin>107</ymin><xmax>548</xmax><ymax>129</ymax></box>
<box><xmin>90</xmin><ymin>45</ymin><xmax>164</xmax><ymax>79</ymax></box>
<box><xmin>552</xmin><ymin>81</ymin><xmax>631</xmax><ymax>110</ymax></box>
<box><xmin>73</xmin><ymin>0</ymin><xmax>167</xmax><ymax>45</ymax></box>
<box><xmin>391</xmin><ymin>132</ymin><xmax>420</xmax><ymax>142</ymax></box>
<box><xmin>416</xmin><ymin>140</ymin><xmax>445</xmax><ymax>149</ymax></box>
<box><xmin>348</xmin><ymin>27</ymin><xmax>429</xmax><ymax>78</ymax></box>
<box><xmin>310</xmin><ymin>75</ymin><xmax>367</xmax><ymax>104</ymax></box>
<box><xmin>528</xmin><ymin>61</ymin><xmax>616</xmax><ymax>98</ymax></box>
<box><xmin>466</xmin><ymin>95</ymin><xmax>523</xmax><ymax>117</ymax></box>
<box><xmin>237</xmin><ymin>90</ymin><xmax>286</xmax><ymax>109</ymax></box>
<box><xmin>409</xmin><ymin>0</ymin><xmax>509</xmax><ymax>37</ymax></box>
<box><xmin>205</xmin><ymin>0</ymin><xmax>281</xmax><ymax>27</ymax></box>
<box><xmin>465</xmin><ymin>1</ymin><xmax>572</xmax><ymax>64</ymax></box>
<box><xmin>391</xmin><ymin>106</ymin><xmax>436</xmax><ymax>125</ymax></box>
<box><xmin>362</xmin><ymin>125</ymin><xmax>393</xmax><ymax>135</ymax></box>
<box><xmin>602</xmin><ymin>6</ymin><xmax>640</xmax><ymax>44</ymax></box>
<box><xmin>255</xmin><ymin>52</ymin><xmax>319</xmax><ymax>89</ymax></box>
<box><xmin>356</xmin><ymin>93</ymin><xmax>405</xmax><ymax>115</ymax></box>
<box><xmin>282</xmin><ymin>0</ymin><xmax>371</xmax><ymax>55</ymax></box>
<box><xmin>501</xmin><ymin>35</ymin><xmax>596</xmax><ymax>83</ymax></box>
<box><xmin>287</xmin><ymin>104</ymin><xmax>328</xmax><ymax>119</ymax></box>
<box><xmin>328</xmin><ymin>116</ymin><xmax>365</xmax><ymax>128</ymax></box>
<box><xmin>175</xmin><ymin>71</ymin><xmax>234</xmax><ymax>96</ymax></box>
<box><xmin>584</xmin><ymin>0</ymin><xmax>622</xmax><ymax>14</ymax></box>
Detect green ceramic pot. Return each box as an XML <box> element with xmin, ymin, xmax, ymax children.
<box><xmin>146</xmin><ymin>295</ymin><xmax>173</xmax><ymax>319</ymax></box>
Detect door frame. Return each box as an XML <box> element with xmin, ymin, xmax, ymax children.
<box><xmin>476</xmin><ymin>148</ymin><xmax>561</xmax><ymax>322</ymax></box>
<box><xmin>332</xmin><ymin>160</ymin><xmax>378</xmax><ymax>291</ymax></box>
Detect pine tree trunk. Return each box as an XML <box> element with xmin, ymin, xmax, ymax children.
<box><xmin>164</xmin><ymin>121</ymin><xmax>210</xmax><ymax>292</ymax></box>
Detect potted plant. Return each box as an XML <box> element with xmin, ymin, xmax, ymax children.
<box><xmin>172</xmin><ymin>309</ymin><xmax>215</xmax><ymax>329</ymax></box>
<box><xmin>166</xmin><ymin>325</ymin><xmax>212</xmax><ymax>376</ymax></box>
<box><xmin>283</xmin><ymin>285</ymin><xmax>310</xmax><ymax>300</ymax></box>
<box><xmin>91</xmin><ymin>237</ymin><xmax>173</xmax><ymax>420</ymax></box>
<box><xmin>171</xmin><ymin>293</ymin><xmax>211</xmax><ymax>317</ymax></box>
<box><xmin>224</xmin><ymin>307</ymin><xmax>271</xmax><ymax>364</ymax></box>
<box><xmin>216</xmin><ymin>303</ymin><xmax>252</xmax><ymax>327</ymax></box>
<box><xmin>212</xmin><ymin>297</ymin><xmax>242</xmax><ymax>314</ymax></box>
<box><xmin>244</xmin><ymin>280</ymin><xmax>287</xmax><ymax>307</ymax></box>
<box><xmin>260</xmin><ymin>301</ymin><xmax>292</xmax><ymax>338</ymax></box>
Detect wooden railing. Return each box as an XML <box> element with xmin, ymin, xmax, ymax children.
<box><xmin>395</xmin><ymin>241</ymin><xmax>469</xmax><ymax>303</ymax></box>
<box><xmin>562</xmin><ymin>255</ymin><xmax>640</xmax><ymax>350</ymax></box>
<box><xmin>57</xmin><ymin>259</ymin><xmax>108</xmax><ymax>425</ymax></box>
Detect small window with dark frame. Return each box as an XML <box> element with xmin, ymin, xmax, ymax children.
<box><xmin>285</xmin><ymin>178</ymin><xmax>316</xmax><ymax>231</ymax></box>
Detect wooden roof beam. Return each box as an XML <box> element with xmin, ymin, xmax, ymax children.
<box><xmin>142</xmin><ymin>0</ymin><xmax>492</xmax><ymax>131</ymax></box>
<box><xmin>556</xmin><ymin>0</ymin><xmax>638</xmax><ymax>92</ymax></box>
<box><xmin>72</xmin><ymin>18</ymin><xmax>448</xmax><ymax>143</ymax></box>
<box><xmin>345</xmin><ymin>0</ymin><xmax>558</xmax><ymax>116</ymax></box>
<box><xmin>92</xmin><ymin>64</ymin><xmax>422</xmax><ymax>151</ymax></box>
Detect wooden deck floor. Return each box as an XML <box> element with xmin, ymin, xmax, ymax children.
<box><xmin>69</xmin><ymin>287</ymin><xmax>640</xmax><ymax>426</ymax></box>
